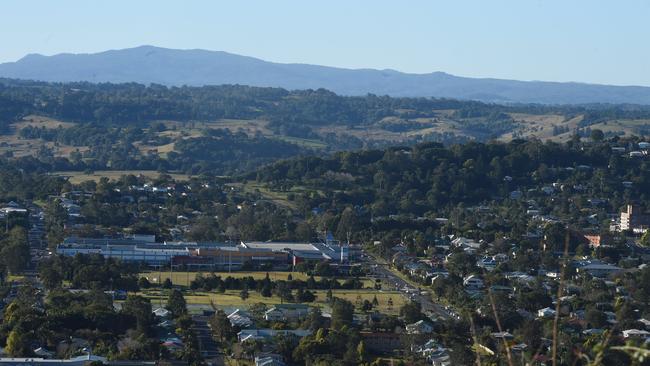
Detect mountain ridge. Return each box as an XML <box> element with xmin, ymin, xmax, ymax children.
<box><xmin>2</xmin><ymin>45</ymin><xmax>650</xmax><ymax>105</ymax></box>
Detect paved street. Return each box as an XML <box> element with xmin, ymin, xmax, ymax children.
<box><xmin>365</xmin><ymin>253</ymin><xmax>454</xmax><ymax>321</ymax></box>
<box><xmin>192</xmin><ymin>314</ymin><xmax>223</xmax><ymax>366</ymax></box>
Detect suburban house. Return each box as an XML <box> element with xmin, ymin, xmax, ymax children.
<box><xmin>406</xmin><ymin>320</ymin><xmax>434</xmax><ymax>335</ymax></box>
<box><xmin>360</xmin><ymin>332</ymin><xmax>402</xmax><ymax>354</ymax></box>
<box><xmin>537</xmin><ymin>307</ymin><xmax>556</xmax><ymax>318</ymax></box>
<box><xmin>228</xmin><ymin>309</ymin><xmax>253</xmax><ymax>328</ymax></box>
<box><xmin>491</xmin><ymin>331</ymin><xmax>514</xmax><ymax>340</ymax></box>
<box><xmin>0</xmin><ymin>355</ymin><xmax>107</xmax><ymax>366</ymax></box>
<box><xmin>452</xmin><ymin>237</ymin><xmax>481</xmax><ymax>250</ymax></box>
<box><xmin>622</xmin><ymin>329</ymin><xmax>650</xmax><ymax>339</ymax></box>
<box><xmin>416</xmin><ymin>340</ymin><xmax>451</xmax><ymax>366</ymax></box>
<box><xmin>255</xmin><ymin>354</ymin><xmax>287</xmax><ymax>366</ymax></box>
<box><xmin>153</xmin><ymin>307</ymin><xmax>171</xmax><ymax>318</ymax></box>
<box><xmin>463</xmin><ymin>275</ymin><xmax>484</xmax><ymax>290</ymax></box>
<box><xmin>238</xmin><ymin>329</ymin><xmax>311</xmax><ymax>343</ymax></box>
<box><xmin>477</xmin><ymin>257</ymin><xmax>497</xmax><ymax>271</ymax></box>
<box><xmin>264</xmin><ymin>304</ymin><xmax>310</xmax><ymax>322</ymax></box>
<box><xmin>575</xmin><ymin>261</ymin><xmax>623</xmax><ymax>278</ymax></box>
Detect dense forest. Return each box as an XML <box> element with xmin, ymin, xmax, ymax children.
<box><xmin>255</xmin><ymin>137</ymin><xmax>650</xmax><ymax>209</ymax></box>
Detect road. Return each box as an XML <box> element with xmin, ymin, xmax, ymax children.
<box><xmin>365</xmin><ymin>254</ymin><xmax>454</xmax><ymax>321</ymax></box>
<box><xmin>192</xmin><ymin>314</ymin><xmax>224</xmax><ymax>366</ymax></box>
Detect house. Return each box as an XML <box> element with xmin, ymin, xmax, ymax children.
<box><xmin>537</xmin><ymin>307</ymin><xmax>556</xmax><ymax>318</ymax></box>
<box><xmin>638</xmin><ymin>318</ymin><xmax>650</xmax><ymax>330</ymax></box>
<box><xmin>360</xmin><ymin>332</ymin><xmax>402</xmax><ymax>354</ymax></box>
<box><xmin>491</xmin><ymin>331</ymin><xmax>514</xmax><ymax>340</ymax></box>
<box><xmin>510</xmin><ymin>190</ymin><xmax>522</xmax><ymax>199</ymax></box>
<box><xmin>416</xmin><ymin>340</ymin><xmax>451</xmax><ymax>366</ymax></box>
<box><xmin>255</xmin><ymin>354</ymin><xmax>287</xmax><ymax>366</ymax></box>
<box><xmin>228</xmin><ymin>309</ymin><xmax>253</xmax><ymax>328</ymax></box>
<box><xmin>238</xmin><ymin>329</ymin><xmax>311</xmax><ymax>343</ymax></box>
<box><xmin>622</xmin><ymin>329</ymin><xmax>650</xmax><ymax>339</ymax></box>
<box><xmin>0</xmin><ymin>203</ymin><xmax>27</xmax><ymax>217</ymax></box>
<box><xmin>32</xmin><ymin>348</ymin><xmax>54</xmax><ymax>359</ymax></box>
<box><xmin>463</xmin><ymin>275</ymin><xmax>484</xmax><ymax>290</ymax></box>
<box><xmin>583</xmin><ymin>328</ymin><xmax>605</xmax><ymax>336</ymax></box>
<box><xmin>0</xmin><ymin>355</ymin><xmax>106</xmax><ymax>365</ymax></box>
<box><xmin>157</xmin><ymin>319</ymin><xmax>175</xmax><ymax>329</ymax></box>
<box><xmin>405</xmin><ymin>262</ymin><xmax>428</xmax><ymax>277</ymax></box>
<box><xmin>493</xmin><ymin>253</ymin><xmax>509</xmax><ymax>263</ymax></box>
<box><xmin>406</xmin><ymin>320</ymin><xmax>434</xmax><ymax>334</ymax></box>
<box><xmin>584</xmin><ymin>234</ymin><xmax>602</xmax><ymax>248</ymax></box>
<box><xmin>153</xmin><ymin>307</ymin><xmax>171</xmax><ymax>318</ymax></box>
<box><xmin>452</xmin><ymin>237</ymin><xmax>481</xmax><ymax>250</ymax></box>
<box><xmin>264</xmin><ymin>304</ymin><xmax>310</xmax><ymax>322</ymax></box>
<box><xmin>511</xmin><ymin>343</ymin><xmax>528</xmax><ymax>353</ymax></box>
<box><xmin>162</xmin><ymin>339</ymin><xmax>184</xmax><ymax>352</ymax></box>
<box><xmin>477</xmin><ymin>257</ymin><xmax>497</xmax><ymax>271</ymax></box>
<box><xmin>575</xmin><ymin>261</ymin><xmax>623</xmax><ymax>278</ymax></box>
<box><xmin>604</xmin><ymin>311</ymin><xmax>618</xmax><ymax>324</ymax></box>
<box><xmin>489</xmin><ymin>285</ymin><xmax>513</xmax><ymax>295</ymax></box>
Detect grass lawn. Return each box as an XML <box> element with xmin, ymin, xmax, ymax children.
<box><xmin>7</xmin><ymin>275</ymin><xmax>25</xmax><ymax>282</ymax></box>
<box><xmin>140</xmin><ymin>271</ymin><xmax>377</xmax><ymax>288</ymax></box>
<box><xmin>224</xmin><ymin>359</ymin><xmax>254</xmax><ymax>366</ymax></box>
<box><xmin>272</xmin><ymin>135</ymin><xmax>328</xmax><ymax>149</ymax></box>
<box><xmin>140</xmin><ymin>271</ymin><xmax>316</xmax><ymax>286</ymax></box>
<box><xmin>52</xmin><ymin>170</ymin><xmax>193</xmax><ymax>184</ymax></box>
<box><xmin>230</xmin><ymin>181</ymin><xmax>297</xmax><ymax>210</ymax></box>
<box><xmin>139</xmin><ymin>288</ymin><xmax>405</xmax><ymax>315</ymax></box>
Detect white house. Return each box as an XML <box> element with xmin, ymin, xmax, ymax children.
<box><xmin>576</xmin><ymin>261</ymin><xmax>623</xmax><ymax>278</ymax></box>
<box><xmin>228</xmin><ymin>309</ymin><xmax>253</xmax><ymax>328</ymax></box>
<box><xmin>417</xmin><ymin>340</ymin><xmax>451</xmax><ymax>366</ymax></box>
<box><xmin>255</xmin><ymin>355</ymin><xmax>287</xmax><ymax>366</ymax></box>
<box><xmin>452</xmin><ymin>237</ymin><xmax>481</xmax><ymax>250</ymax></box>
<box><xmin>491</xmin><ymin>331</ymin><xmax>514</xmax><ymax>340</ymax></box>
<box><xmin>406</xmin><ymin>320</ymin><xmax>434</xmax><ymax>335</ymax></box>
<box><xmin>238</xmin><ymin>329</ymin><xmax>311</xmax><ymax>343</ymax></box>
<box><xmin>477</xmin><ymin>257</ymin><xmax>497</xmax><ymax>271</ymax></box>
<box><xmin>463</xmin><ymin>275</ymin><xmax>484</xmax><ymax>290</ymax></box>
<box><xmin>0</xmin><ymin>355</ymin><xmax>106</xmax><ymax>365</ymax></box>
<box><xmin>622</xmin><ymin>329</ymin><xmax>650</xmax><ymax>339</ymax></box>
<box><xmin>537</xmin><ymin>307</ymin><xmax>556</xmax><ymax>318</ymax></box>
<box><xmin>153</xmin><ymin>307</ymin><xmax>171</xmax><ymax>318</ymax></box>
<box><xmin>264</xmin><ymin>304</ymin><xmax>310</xmax><ymax>322</ymax></box>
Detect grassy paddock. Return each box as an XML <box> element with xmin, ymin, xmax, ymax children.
<box><xmin>138</xmin><ymin>288</ymin><xmax>405</xmax><ymax>314</ymax></box>
<box><xmin>140</xmin><ymin>271</ymin><xmax>376</xmax><ymax>288</ymax></box>
<box><xmin>52</xmin><ymin>170</ymin><xmax>193</xmax><ymax>184</ymax></box>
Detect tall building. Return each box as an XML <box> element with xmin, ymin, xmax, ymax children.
<box><xmin>620</xmin><ymin>204</ymin><xmax>650</xmax><ymax>232</ymax></box>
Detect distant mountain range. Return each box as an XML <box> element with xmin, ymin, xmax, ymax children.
<box><xmin>2</xmin><ymin>45</ymin><xmax>650</xmax><ymax>105</ymax></box>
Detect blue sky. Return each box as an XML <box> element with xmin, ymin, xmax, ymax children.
<box><xmin>2</xmin><ymin>0</ymin><xmax>649</xmax><ymax>86</ymax></box>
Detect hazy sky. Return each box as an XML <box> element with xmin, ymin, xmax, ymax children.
<box><xmin>2</xmin><ymin>0</ymin><xmax>649</xmax><ymax>86</ymax></box>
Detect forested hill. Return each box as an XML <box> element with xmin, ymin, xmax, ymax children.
<box><xmin>3</xmin><ymin>45</ymin><xmax>650</xmax><ymax>104</ymax></box>
<box><xmin>2</xmin><ymin>78</ymin><xmax>650</xmax><ymax>175</ymax></box>
<box><xmin>253</xmin><ymin>138</ymin><xmax>650</xmax><ymax>216</ymax></box>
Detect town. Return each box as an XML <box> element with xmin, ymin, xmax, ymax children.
<box><xmin>0</xmin><ymin>134</ymin><xmax>647</xmax><ymax>366</ymax></box>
